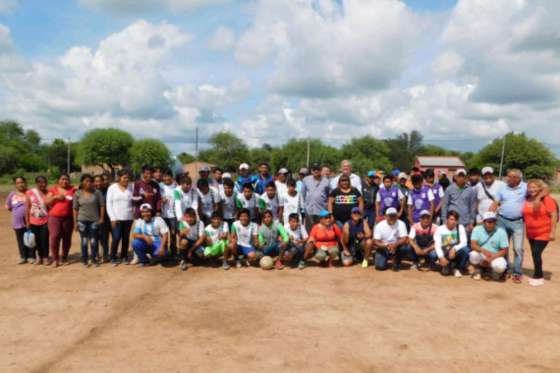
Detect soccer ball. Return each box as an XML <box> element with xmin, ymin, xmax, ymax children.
<box><xmin>259</xmin><ymin>256</ymin><xmax>274</xmax><ymax>270</ymax></box>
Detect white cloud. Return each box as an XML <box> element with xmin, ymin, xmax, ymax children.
<box><xmin>0</xmin><ymin>0</ymin><xmax>18</xmax><ymax>13</ymax></box>
<box><xmin>208</xmin><ymin>26</ymin><xmax>236</xmax><ymax>51</ymax></box>
<box><xmin>80</xmin><ymin>0</ymin><xmax>229</xmax><ymax>15</ymax></box>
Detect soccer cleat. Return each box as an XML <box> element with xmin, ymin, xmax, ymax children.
<box><xmin>454</xmin><ymin>269</ymin><xmax>463</xmax><ymax>278</ymax></box>
<box><xmin>235</xmin><ymin>260</ymin><xmax>242</xmax><ymax>269</ymax></box>
<box><xmin>471</xmin><ymin>270</ymin><xmax>481</xmax><ymax>281</ymax></box>
<box><xmin>361</xmin><ymin>259</ymin><xmax>368</xmax><ymax>268</ymax></box>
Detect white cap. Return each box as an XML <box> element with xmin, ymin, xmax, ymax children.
<box><xmin>385</xmin><ymin>207</ymin><xmax>398</xmax><ymax>215</ymax></box>
<box><xmin>140</xmin><ymin>203</ymin><xmax>152</xmax><ymax>211</ymax></box>
<box><xmin>278</xmin><ymin>167</ymin><xmax>288</xmax><ymax>174</ymax></box>
<box><xmin>483</xmin><ymin>211</ymin><xmax>497</xmax><ymax>221</ymax></box>
<box><xmin>222</xmin><ymin>172</ymin><xmax>232</xmax><ymax>179</ymax></box>
<box><xmin>398</xmin><ymin>172</ymin><xmax>408</xmax><ymax>180</ymax></box>
<box><xmin>239</xmin><ymin>163</ymin><xmax>249</xmax><ymax>170</ymax></box>
<box><xmin>419</xmin><ymin>209</ymin><xmax>432</xmax><ymax>217</ymax></box>
<box><xmin>481</xmin><ymin>166</ymin><xmax>494</xmax><ymax>175</ymax></box>
<box><xmin>456</xmin><ymin>168</ymin><xmax>467</xmax><ymax>176</ymax></box>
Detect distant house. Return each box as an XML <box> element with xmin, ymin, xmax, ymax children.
<box><xmin>415</xmin><ymin>156</ymin><xmax>465</xmax><ymax>177</ymax></box>
<box><xmin>182</xmin><ymin>161</ymin><xmax>215</xmax><ymax>182</ymax></box>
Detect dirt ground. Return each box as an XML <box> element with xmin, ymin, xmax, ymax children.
<box><xmin>1</xmin><ymin>194</ymin><xmax>559</xmax><ymax>373</ymax></box>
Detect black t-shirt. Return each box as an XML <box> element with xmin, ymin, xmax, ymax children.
<box><xmin>330</xmin><ymin>187</ymin><xmax>360</xmax><ymax>224</ymax></box>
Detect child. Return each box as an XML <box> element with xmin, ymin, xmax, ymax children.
<box><xmin>257</xmin><ymin>210</ymin><xmax>289</xmax><ymax>269</ymax></box>
<box><xmin>178</xmin><ymin>207</ymin><xmax>205</xmax><ymax>271</ymax></box>
<box><xmin>235</xmin><ymin>183</ymin><xmax>259</xmax><ymax>222</ymax></box>
<box><xmin>159</xmin><ymin>169</ymin><xmax>178</xmax><ymax>258</ymax></box>
<box><xmin>281</xmin><ymin>179</ymin><xmax>303</xmax><ymax>225</ymax></box>
<box><xmin>204</xmin><ymin>212</ymin><xmax>231</xmax><ymax>270</ymax></box>
<box><xmin>375</xmin><ymin>175</ymin><xmax>405</xmax><ymax>221</ymax></box>
<box><xmin>220</xmin><ymin>178</ymin><xmax>237</xmax><ymax>227</ymax></box>
<box><xmin>174</xmin><ymin>175</ymin><xmax>199</xmax><ymax>221</ymax></box>
<box><xmin>258</xmin><ymin>181</ymin><xmax>283</xmax><ymax>222</ymax></box>
<box><xmin>284</xmin><ymin>213</ymin><xmax>309</xmax><ymax>269</ymax></box>
<box><xmin>407</xmin><ymin>174</ymin><xmax>435</xmax><ymax>225</ymax></box>
<box><xmin>197</xmin><ymin>178</ymin><xmax>219</xmax><ymax>225</ymax></box>
<box><xmin>229</xmin><ymin>208</ymin><xmax>259</xmax><ymax>268</ymax></box>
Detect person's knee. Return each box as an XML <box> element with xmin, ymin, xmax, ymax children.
<box><xmin>247</xmin><ymin>251</ymin><xmax>257</xmax><ymax>261</ymax></box>
<box><xmin>469</xmin><ymin>251</ymin><xmax>481</xmax><ymax>266</ymax></box>
<box><xmin>492</xmin><ymin>258</ymin><xmax>507</xmax><ymax>274</ymax></box>
<box><xmin>328</xmin><ymin>247</ymin><xmax>339</xmax><ymax>259</ymax></box>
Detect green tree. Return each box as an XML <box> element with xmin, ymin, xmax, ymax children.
<box><xmin>177</xmin><ymin>152</ymin><xmax>196</xmax><ymax>164</ymax></box>
<box><xmin>0</xmin><ymin>121</ymin><xmax>48</xmax><ymax>175</ymax></box>
<box><xmin>44</xmin><ymin>138</ymin><xmax>79</xmax><ymax>174</ymax></box>
<box><xmin>271</xmin><ymin>139</ymin><xmax>341</xmax><ymax>173</ymax></box>
<box><xmin>475</xmin><ymin>132</ymin><xmax>557</xmax><ymax>179</ymax></box>
<box><xmin>78</xmin><ymin>128</ymin><xmax>134</xmax><ymax>175</ymax></box>
<box><xmin>130</xmin><ymin>139</ymin><xmax>172</xmax><ymax>172</ymax></box>
<box><xmin>198</xmin><ymin>132</ymin><xmax>249</xmax><ymax>172</ymax></box>
<box><xmin>248</xmin><ymin>144</ymin><xmax>274</xmax><ymax>167</ymax></box>
<box><xmin>340</xmin><ymin>136</ymin><xmax>392</xmax><ymax>175</ymax></box>
<box><xmin>385</xmin><ymin>130</ymin><xmax>424</xmax><ymax>171</ymax></box>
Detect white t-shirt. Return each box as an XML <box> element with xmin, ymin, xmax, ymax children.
<box><xmin>133</xmin><ymin>217</ymin><xmax>169</xmax><ymax>245</ymax></box>
<box><xmin>275</xmin><ymin>180</ymin><xmax>288</xmax><ymax>200</ymax></box>
<box><xmin>259</xmin><ymin>193</ymin><xmax>283</xmax><ymax>221</ymax></box>
<box><xmin>220</xmin><ymin>191</ymin><xmax>236</xmax><ymax>220</ymax></box>
<box><xmin>476</xmin><ymin>180</ymin><xmax>505</xmax><ymax>223</ymax></box>
<box><xmin>205</xmin><ymin>222</ymin><xmax>229</xmax><ymax>244</ymax></box>
<box><xmin>282</xmin><ymin>192</ymin><xmax>302</xmax><ymax>224</ymax></box>
<box><xmin>159</xmin><ymin>182</ymin><xmax>177</xmax><ymax>219</ymax></box>
<box><xmin>434</xmin><ymin>224</ymin><xmax>467</xmax><ymax>258</ymax></box>
<box><xmin>198</xmin><ymin>187</ymin><xmax>220</xmax><ymax>219</ymax></box>
<box><xmin>235</xmin><ymin>194</ymin><xmax>258</xmax><ymax>220</ymax></box>
<box><xmin>174</xmin><ymin>186</ymin><xmax>199</xmax><ymax>219</ymax></box>
<box><xmin>373</xmin><ymin>219</ymin><xmax>408</xmax><ymax>244</ymax></box>
<box><xmin>285</xmin><ymin>224</ymin><xmax>308</xmax><ymax>242</ymax></box>
<box><xmin>231</xmin><ymin>221</ymin><xmax>258</xmax><ymax>247</ymax></box>
<box><xmin>178</xmin><ymin>219</ymin><xmax>205</xmax><ymax>241</ymax></box>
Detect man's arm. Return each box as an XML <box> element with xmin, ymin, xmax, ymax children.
<box><xmin>327</xmin><ymin>196</ymin><xmax>334</xmax><ymax>214</ymax></box>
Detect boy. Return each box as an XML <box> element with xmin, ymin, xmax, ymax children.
<box><xmin>281</xmin><ymin>179</ymin><xmax>303</xmax><ymax>225</ymax></box>
<box><xmin>342</xmin><ymin>207</ymin><xmax>373</xmax><ymax>268</ymax></box>
<box><xmin>284</xmin><ymin>213</ymin><xmax>308</xmax><ymax>269</ymax></box>
<box><xmin>235</xmin><ymin>183</ymin><xmax>259</xmax><ymax>222</ymax></box>
<box><xmin>407</xmin><ymin>174</ymin><xmax>435</xmax><ymax>225</ymax></box>
<box><xmin>375</xmin><ymin>175</ymin><xmax>405</xmax><ymax>221</ymax></box>
<box><xmin>257</xmin><ymin>210</ymin><xmax>289</xmax><ymax>269</ymax></box>
<box><xmin>408</xmin><ymin>210</ymin><xmax>438</xmax><ymax>270</ymax></box>
<box><xmin>204</xmin><ymin>211</ymin><xmax>231</xmax><ymax>270</ymax></box>
<box><xmin>197</xmin><ymin>178</ymin><xmax>219</xmax><ymax>225</ymax></box>
<box><xmin>178</xmin><ymin>207</ymin><xmax>205</xmax><ymax>271</ymax></box>
<box><xmin>220</xmin><ymin>178</ymin><xmax>237</xmax><ymax>227</ymax></box>
<box><xmin>131</xmin><ymin>204</ymin><xmax>169</xmax><ymax>267</ymax></box>
<box><xmin>229</xmin><ymin>208</ymin><xmax>259</xmax><ymax>268</ymax></box>
<box><xmin>423</xmin><ymin>169</ymin><xmax>444</xmax><ymax>223</ymax></box>
<box><xmin>159</xmin><ymin>169</ymin><xmax>178</xmax><ymax>259</ymax></box>
<box><xmin>258</xmin><ymin>181</ymin><xmax>283</xmax><ymax>222</ymax></box>
<box><xmin>174</xmin><ymin>175</ymin><xmax>199</xmax><ymax>221</ymax></box>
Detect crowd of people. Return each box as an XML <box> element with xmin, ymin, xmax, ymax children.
<box><xmin>5</xmin><ymin>159</ymin><xmax>558</xmax><ymax>286</ymax></box>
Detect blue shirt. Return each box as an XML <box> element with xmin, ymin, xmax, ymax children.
<box><xmin>496</xmin><ymin>182</ymin><xmax>527</xmax><ymax>219</ymax></box>
<box><xmin>254</xmin><ymin>174</ymin><xmax>273</xmax><ymax>195</ymax></box>
<box><xmin>471</xmin><ymin>225</ymin><xmax>509</xmax><ymax>254</ymax></box>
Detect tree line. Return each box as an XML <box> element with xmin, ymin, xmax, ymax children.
<box><xmin>1</xmin><ymin>120</ymin><xmax>558</xmax><ymax>180</ymax></box>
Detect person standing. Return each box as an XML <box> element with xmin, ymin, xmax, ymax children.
<box><xmin>159</xmin><ymin>169</ymin><xmax>178</xmax><ymax>259</ymax></box>
<box><xmin>210</xmin><ymin>167</ymin><xmax>224</xmax><ymax>194</ymax></box>
<box><xmin>328</xmin><ymin>175</ymin><xmax>363</xmax><ymax>228</ymax></box>
<box><xmin>255</xmin><ymin>162</ymin><xmax>274</xmax><ymax>195</ymax></box>
<box><xmin>329</xmin><ymin>160</ymin><xmax>362</xmax><ymax>192</ymax></box>
<box><xmin>94</xmin><ymin>174</ymin><xmax>111</xmax><ymax>262</ymax></box>
<box><xmin>25</xmin><ymin>176</ymin><xmax>50</xmax><ymax>265</ymax></box>
<box><xmin>133</xmin><ymin>165</ymin><xmax>161</xmax><ymax>219</ymax></box>
<box><xmin>362</xmin><ymin>171</ymin><xmax>380</xmax><ymax>229</ymax></box>
<box><xmin>407</xmin><ymin>174</ymin><xmax>435</xmax><ymax>225</ymax></box>
<box><xmin>73</xmin><ymin>174</ymin><xmax>105</xmax><ymax>267</ymax></box>
<box><xmin>423</xmin><ymin>169</ymin><xmax>444</xmax><ymax>223</ymax></box>
<box><xmin>522</xmin><ymin>179</ymin><xmax>557</xmax><ymax>287</ymax></box>
<box><xmin>6</xmin><ymin>176</ymin><xmax>30</xmax><ymax>264</ymax></box>
<box><xmin>275</xmin><ymin>168</ymin><xmax>289</xmax><ymax>200</ymax></box>
<box><xmin>475</xmin><ymin>167</ymin><xmax>504</xmax><ymax>224</ymax></box>
<box><xmin>301</xmin><ymin>163</ymin><xmax>330</xmax><ymax>232</ymax></box>
<box><xmin>441</xmin><ymin>169</ymin><xmax>476</xmax><ymax>238</ymax></box>
<box><xmin>106</xmin><ymin>169</ymin><xmax>135</xmax><ymax>265</ymax></box>
<box><xmin>375</xmin><ymin>175</ymin><xmax>405</xmax><ymax>221</ymax></box>
<box><xmin>235</xmin><ymin>163</ymin><xmax>257</xmax><ymax>193</ymax></box>
<box><xmin>46</xmin><ymin>174</ymin><xmax>76</xmax><ymax>267</ymax></box>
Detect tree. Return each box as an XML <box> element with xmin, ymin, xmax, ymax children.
<box><xmin>44</xmin><ymin>138</ymin><xmax>79</xmax><ymax>174</ymax></box>
<box><xmin>474</xmin><ymin>132</ymin><xmax>557</xmax><ymax>179</ymax></box>
<box><xmin>0</xmin><ymin>120</ymin><xmax>48</xmax><ymax>175</ymax></box>
<box><xmin>385</xmin><ymin>130</ymin><xmax>424</xmax><ymax>171</ymax></box>
<box><xmin>248</xmin><ymin>144</ymin><xmax>274</xmax><ymax>167</ymax></box>
<box><xmin>177</xmin><ymin>152</ymin><xmax>196</xmax><ymax>164</ymax></box>
<box><xmin>198</xmin><ymin>132</ymin><xmax>249</xmax><ymax>172</ymax></box>
<box><xmin>270</xmin><ymin>139</ymin><xmax>341</xmax><ymax>173</ymax></box>
<box><xmin>340</xmin><ymin>136</ymin><xmax>392</xmax><ymax>175</ymax></box>
<box><xmin>78</xmin><ymin>128</ymin><xmax>134</xmax><ymax>175</ymax></box>
<box><xmin>130</xmin><ymin>139</ymin><xmax>172</xmax><ymax>172</ymax></box>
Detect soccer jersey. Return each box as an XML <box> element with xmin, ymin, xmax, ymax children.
<box><xmin>220</xmin><ymin>191</ymin><xmax>237</xmax><ymax>220</ymax></box>
<box><xmin>231</xmin><ymin>221</ymin><xmax>258</xmax><ymax>247</ymax></box>
<box><xmin>258</xmin><ymin>193</ymin><xmax>282</xmax><ymax>221</ymax></box>
<box><xmin>198</xmin><ymin>187</ymin><xmax>219</xmax><ymax>219</ymax></box>
<box><xmin>258</xmin><ymin>222</ymin><xmax>289</xmax><ymax>247</ymax></box>
<box><xmin>174</xmin><ymin>186</ymin><xmax>199</xmax><ymax>218</ymax></box>
<box><xmin>285</xmin><ymin>224</ymin><xmax>309</xmax><ymax>242</ymax></box>
<box><xmin>133</xmin><ymin>217</ymin><xmax>169</xmax><ymax>246</ymax></box>
<box><xmin>159</xmin><ymin>182</ymin><xmax>177</xmax><ymax>218</ymax></box>
<box><xmin>178</xmin><ymin>219</ymin><xmax>205</xmax><ymax>241</ymax></box>
<box><xmin>282</xmin><ymin>192</ymin><xmax>302</xmax><ymax>224</ymax></box>
<box><xmin>235</xmin><ymin>193</ymin><xmax>258</xmax><ymax>220</ymax></box>
<box><xmin>205</xmin><ymin>222</ymin><xmax>229</xmax><ymax>244</ymax></box>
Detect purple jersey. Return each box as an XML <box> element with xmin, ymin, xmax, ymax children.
<box><xmin>378</xmin><ymin>186</ymin><xmax>400</xmax><ymax>214</ymax></box>
<box><xmin>409</xmin><ymin>186</ymin><xmax>432</xmax><ymax>223</ymax></box>
<box><xmin>431</xmin><ymin>183</ymin><xmax>442</xmax><ymax>207</ymax></box>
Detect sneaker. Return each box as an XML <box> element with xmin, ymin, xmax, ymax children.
<box><xmin>111</xmin><ymin>259</ymin><xmax>119</xmax><ymax>266</ymax></box>
<box><xmin>28</xmin><ymin>258</ymin><xmax>36</xmax><ymax>265</ymax></box>
<box><xmin>471</xmin><ymin>270</ymin><xmax>481</xmax><ymax>281</ymax></box>
<box><xmin>222</xmin><ymin>261</ymin><xmax>231</xmax><ymax>270</ymax></box>
<box><xmin>361</xmin><ymin>259</ymin><xmax>369</xmax><ymax>268</ymax></box>
<box><xmin>130</xmin><ymin>257</ymin><xmax>139</xmax><ymax>265</ymax></box>
<box><xmin>180</xmin><ymin>260</ymin><xmax>188</xmax><ymax>271</ymax></box>
<box><xmin>454</xmin><ymin>269</ymin><xmax>463</xmax><ymax>278</ymax></box>
<box><xmin>122</xmin><ymin>257</ymin><xmax>130</xmax><ymax>265</ymax></box>
<box><xmin>298</xmin><ymin>260</ymin><xmax>306</xmax><ymax>270</ymax></box>
<box><xmin>512</xmin><ymin>274</ymin><xmax>522</xmax><ymax>284</ymax></box>
<box><xmin>137</xmin><ymin>262</ymin><xmax>146</xmax><ymax>268</ymax></box>
<box><xmin>441</xmin><ymin>265</ymin><xmax>451</xmax><ymax>276</ymax></box>
<box><xmin>235</xmin><ymin>260</ymin><xmax>242</xmax><ymax>269</ymax></box>
<box><xmin>245</xmin><ymin>259</ymin><xmax>251</xmax><ymax>267</ymax></box>
<box><xmin>528</xmin><ymin>278</ymin><xmax>544</xmax><ymax>287</ymax></box>
<box><xmin>18</xmin><ymin>258</ymin><xmax>27</xmax><ymax>265</ymax></box>
<box><xmin>82</xmin><ymin>261</ymin><xmax>89</xmax><ymax>267</ymax></box>
<box><xmin>410</xmin><ymin>263</ymin><xmax>419</xmax><ymax>271</ymax></box>
<box><xmin>275</xmin><ymin>260</ymin><xmax>284</xmax><ymax>270</ymax></box>
<box><xmin>93</xmin><ymin>260</ymin><xmax>100</xmax><ymax>267</ymax></box>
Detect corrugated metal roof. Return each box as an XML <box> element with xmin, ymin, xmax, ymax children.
<box><xmin>416</xmin><ymin>156</ymin><xmax>465</xmax><ymax>167</ymax></box>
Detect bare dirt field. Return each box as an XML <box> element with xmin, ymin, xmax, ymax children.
<box><xmin>1</xmin><ymin>194</ymin><xmax>559</xmax><ymax>373</ymax></box>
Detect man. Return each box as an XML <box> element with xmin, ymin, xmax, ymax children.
<box><xmin>441</xmin><ymin>169</ymin><xmax>476</xmax><ymax>236</ymax></box>
<box><xmin>321</xmin><ymin>165</ymin><xmax>332</xmax><ymax>179</ymax></box>
<box><xmin>469</xmin><ymin>211</ymin><xmax>508</xmax><ymax>281</ymax></box>
<box><xmin>373</xmin><ymin>207</ymin><xmax>410</xmax><ymax>271</ymax></box>
<box><xmin>301</xmin><ymin>163</ymin><xmax>330</xmax><ymax>232</ymax></box>
<box><xmin>133</xmin><ymin>165</ymin><xmax>161</xmax><ymax>219</ymax></box>
<box><xmin>434</xmin><ymin>210</ymin><xmax>469</xmax><ymax>277</ymax></box>
<box><xmin>342</xmin><ymin>207</ymin><xmax>373</xmax><ymax>267</ymax></box>
<box><xmin>407</xmin><ymin>174</ymin><xmax>435</xmax><ymax>225</ymax></box>
<box><xmin>362</xmin><ymin>170</ymin><xmax>380</xmax><ymax>229</ymax></box>
<box><xmin>491</xmin><ymin>169</ymin><xmax>527</xmax><ymax>283</ymax></box>
<box><xmin>198</xmin><ymin>165</ymin><xmax>211</xmax><ymax>184</ymax></box>
<box><xmin>210</xmin><ymin>167</ymin><xmax>224</xmax><ymax>194</ymax></box>
<box><xmin>235</xmin><ymin>163</ymin><xmax>257</xmax><ymax>193</ymax></box>
<box><xmin>255</xmin><ymin>162</ymin><xmax>273</xmax><ymax>195</ymax></box>
<box><xmin>475</xmin><ymin>167</ymin><xmax>504</xmax><ymax>224</ymax></box>
<box><xmin>408</xmin><ymin>210</ymin><xmax>438</xmax><ymax>270</ymax></box>
<box><xmin>424</xmin><ymin>169</ymin><xmax>444</xmax><ymax>223</ymax></box>
<box><xmin>296</xmin><ymin>168</ymin><xmax>308</xmax><ymax>194</ymax></box>
<box><xmin>468</xmin><ymin>167</ymin><xmax>481</xmax><ymax>187</ymax></box>
<box><xmin>375</xmin><ymin>175</ymin><xmax>405</xmax><ymax>221</ymax></box>
<box><xmin>258</xmin><ymin>181</ymin><xmax>283</xmax><ymax>222</ymax></box>
<box><xmin>397</xmin><ymin>172</ymin><xmax>410</xmax><ymax>200</ymax></box>
<box><xmin>131</xmin><ymin>204</ymin><xmax>169</xmax><ymax>267</ymax></box>
<box><xmin>329</xmin><ymin>160</ymin><xmax>362</xmax><ymax>192</ymax></box>
<box><xmin>275</xmin><ymin>168</ymin><xmax>289</xmax><ymax>199</ymax></box>
<box><xmin>174</xmin><ymin>175</ymin><xmax>199</xmax><ymax>222</ymax></box>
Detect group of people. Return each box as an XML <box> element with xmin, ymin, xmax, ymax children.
<box><xmin>5</xmin><ymin>160</ymin><xmax>557</xmax><ymax>286</ymax></box>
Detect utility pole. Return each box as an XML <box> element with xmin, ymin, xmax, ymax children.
<box><xmin>306</xmin><ymin>138</ymin><xmax>310</xmax><ymax>168</ymax></box>
<box><xmin>67</xmin><ymin>137</ymin><xmax>71</xmax><ymax>175</ymax></box>
<box><xmin>499</xmin><ymin>134</ymin><xmax>506</xmax><ymax>179</ymax></box>
<box><xmin>195</xmin><ymin>126</ymin><xmax>199</xmax><ymax>160</ymax></box>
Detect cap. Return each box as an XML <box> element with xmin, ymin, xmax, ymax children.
<box><xmin>398</xmin><ymin>172</ymin><xmax>408</xmax><ymax>180</ymax></box>
<box><xmin>239</xmin><ymin>163</ymin><xmax>250</xmax><ymax>170</ymax></box>
<box><xmin>481</xmin><ymin>166</ymin><xmax>494</xmax><ymax>175</ymax></box>
<box><xmin>456</xmin><ymin>169</ymin><xmax>467</xmax><ymax>176</ymax></box>
<box><xmin>319</xmin><ymin>210</ymin><xmax>331</xmax><ymax>218</ymax></box>
<box><xmin>311</xmin><ymin>163</ymin><xmax>321</xmax><ymax>171</ymax></box>
<box><xmin>351</xmin><ymin>207</ymin><xmax>361</xmax><ymax>214</ymax></box>
<box><xmin>299</xmin><ymin>167</ymin><xmax>309</xmax><ymax>175</ymax></box>
<box><xmin>278</xmin><ymin>168</ymin><xmax>288</xmax><ymax>174</ymax></box>
<box><xmin>140</xmin><ymin>203</ymin><xmax>152</xmax><ymax>211</ymax></box>
<box><xmin>199</xmin><ymin>165</ymin><xmax>210</xmax><ymax>172</ymax></box>
<box><xmin>483</xmin><ymin>211</ymin><xmax>497</xmax><ymax>221</ymax></box>
<box><xmin>367</xmin><ymin>170</ymin><xmax>376</xmax><ymax>177</ymax></box>
<box><xmin>222</xmin><ymin>172</ymin><xmax>232</xmax><ymax>179</ymax></box>
<box><xmin>419</xmin><ymin>209</ymin><xmax>432</xmax><ymax>217</ymax></box>
<box><xmin>385</xmin><ymin>207</ymin><xmax>398</xmax><ymax>216</ymax></box>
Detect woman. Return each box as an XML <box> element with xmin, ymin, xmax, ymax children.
<box><xmin>74</xmin><ymin>174</ymin><xmax>105</xmax><ymax>267</ymax></box>
<box><xmin>433</xmin><ymin>210</ymin><xmax>469</xmax><ymax>277</ymax></box>
<box><xmin>46</xmin><ymin>174</ymin><xmax>76</xmax><ymax>267</ymax></box>
<box><xmin>5</xmin><ymin>176</ymin><xmax>30</xmax><ymax>264</ymax></box>
<box><xmin>94</xmin><ymin>174</ymin><xmax>111</xmax><ymax>262</ymax></box>
<box><xmin>303</xmin><ymin>210</ymin><xmax>343</xmax><ymax>269</ymax></box>
<box><xmin>328</xmin><ymin>175</ymin><xmax>363</xmax><ymax>228</ymax></box>
<box><xmin>25</xmin><ymin>176</ymin><xmax>50</xmax><ymax>265</ymax></box>
<box><xmin>106</xmin><ymin>169</ymin><xmax>134</xmax><ymax>265</ymax></box>
<box><xmin>522</xmin><ymin>179</ymin><xmax>558</xmax><ymax>287</ymax></box>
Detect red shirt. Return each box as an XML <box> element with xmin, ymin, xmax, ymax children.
<box><xmin>522</xmin><ymin>196</ymin><xmax>557</xmax><ymax>241</ymax></box>
<box><xmin>48</xmin><ymin>186</ymin><xmax>76</xmax><ymax>218</ymax></box>
<box><xmin>309</xmin><ymin>223</ymin><xmax>342</xmax><ymax>249</ymax></box>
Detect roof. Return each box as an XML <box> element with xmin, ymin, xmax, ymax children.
<box><xmin>416</xmin><ymin>156</ymin><xmax>465</xmax><ymax>168</ymax></box>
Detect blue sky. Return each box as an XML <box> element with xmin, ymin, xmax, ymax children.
<box><xmin>1</xmin><ymin>0</ymin><xmax>559</xmax><ymax>156</ymax></box>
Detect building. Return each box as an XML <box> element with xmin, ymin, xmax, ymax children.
<box><xmin>182</xmin><ymin>161</ymin><xmax>216</xmax><ymax>182</ymax></box>
<box><xmin>414</xmin><ymin>156</ymin><xmax>465</xmax><ymax>177</ymax></box>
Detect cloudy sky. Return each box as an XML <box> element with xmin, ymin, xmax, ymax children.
<box><xmin>1</xmin><ymin>0</ymin><xmax>559</xmax><ymax>155</ymax></box>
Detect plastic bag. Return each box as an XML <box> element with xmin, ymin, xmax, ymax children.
<box><xmin>24</xmin><ymin>230</ymin><xmax>36</xmax><ymax>249</ymax></box>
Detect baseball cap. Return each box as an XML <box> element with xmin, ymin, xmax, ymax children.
<box><xmin>278</xmin><ymin>167</ymin><xmax>288</xmax><ymax>174</ymax></box>
<box><xmin>140</xmin><ymin>203</ymin><xmax>152</xmax><ymax>211</ymax></box>
<box><xmin>319</xmin><ymin>210</ymin><xmax>331</xmax><ymax>218</ymax></box>
<box><xmin>385</xmin><ymin>207</ymin><xmax>398</xmax><ymax>216</ymax></box>
<box><xmin>299</xmin><ymin>167</ymin><xmax>309</xmax><ymax>175</ymax></box>
<box><xmin>483</xmin><ymin>211</ymin><xmax>497</xmax><ymax>221</ymax></box>
<box><xmin>199</xmin><ymin>165</ymin><xmax>210</xmax><ymax>172</ymax></box>
<box><xmin>222</xmin><ymin>172</ymin><xmax>232</xmax><ymax>179</ymax></box>
<box><xmin>398</xmin><ymin>172</ymin><xmax>408</xmax><ymax>180</ymax></box>
<box><xmin>481</xmin><ymin>166</ymin><xmax>494</xmax><ymax>175</ymax></box>
<box><xmin>419</xmin><ymin>209</ymin><xmax>432</xmax><ymax>217</ymax></box>
<box><xmin>456</xmin><ymin>169</ymin><xmax>467</xmax><ymax>176</ymax></box>
<box><xmin>311</xmin><ymin>163</ymin><xmax>321</xmax><ymax>171</ymax></box>
<box><xmin>351</xmin><ymin>207</ymin><xmax>361</xmax><ymax>214</ymax></box>
<box><xmin>239</xmin><ymin>163</ymin><xmax>250</xmax><ymax>170</ymax></box>
<box><xmin>367</xmin><ymin>170</ymin><xmax>376</xmax><ymax>177</ymax></box>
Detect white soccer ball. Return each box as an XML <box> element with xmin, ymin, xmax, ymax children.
<box><xmin>259</xmin><ymin>256</ymin><xmax>274</xmax><ymax>270</ymax></box>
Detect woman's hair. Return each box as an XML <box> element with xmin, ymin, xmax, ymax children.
<box><xmin>35</xmin><ymin>175</ymin><xmax>47</xmax><ymax>184</ymax></box>
<box><xmin>13</xmin><ymin>175</ymin><xmax>26</xmax><ymax>183</ymax></box>
<box><xmin>80</xmin><ymin>174</ymin><xmax>94</xmax><ymax>188</ymax></box>
<box><xmin>117</xmin><ymin>169</ymin><xmax>131</xmax><ymax>178</ymax></box>
<box><xmin>447</xmin><ymin>210</ymin><xmax>460</xmax><ymax>221</ymax></box>
<box><xmin>59</xmin><ymin>173</ymin><xmax>70</xmax><ymax>181</ymax></box>
<box><xmin>527</xmin><ymin>178</ymin><xmax>547</xmax><ymax>192</ymax></box>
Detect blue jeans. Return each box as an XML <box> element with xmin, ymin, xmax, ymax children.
<box><xmin>77</xmin><ymin>221</ymin><xmax>99</xmax><ymax>263</ymax></box>
<box><xmin>439</xmin><ymin>247</ymin><xmax>470</xmax><ymax>270</ymax></box>
<box><xmin>132</xmin><ymin>238</ymin><xmax>163</xmax><ymax>264</ymax></box>
<box><xmin>374</xmin><ymin>245</ymin><xmax>417</xmax><ymax>270</ymax></box>
<box><xmin>262</xmin><ymin>243</ymin><xmax>280</xmax><ymax>256</ymax></box>
<box><xmin>110</xmin><ymin>220</ymin><xmax>133</xmax><ymax>260</ymax></box>
<box><xmin>498</xmin><ymin>217</ymin><xmax>524</xmax><ymax>276</ymax></box>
